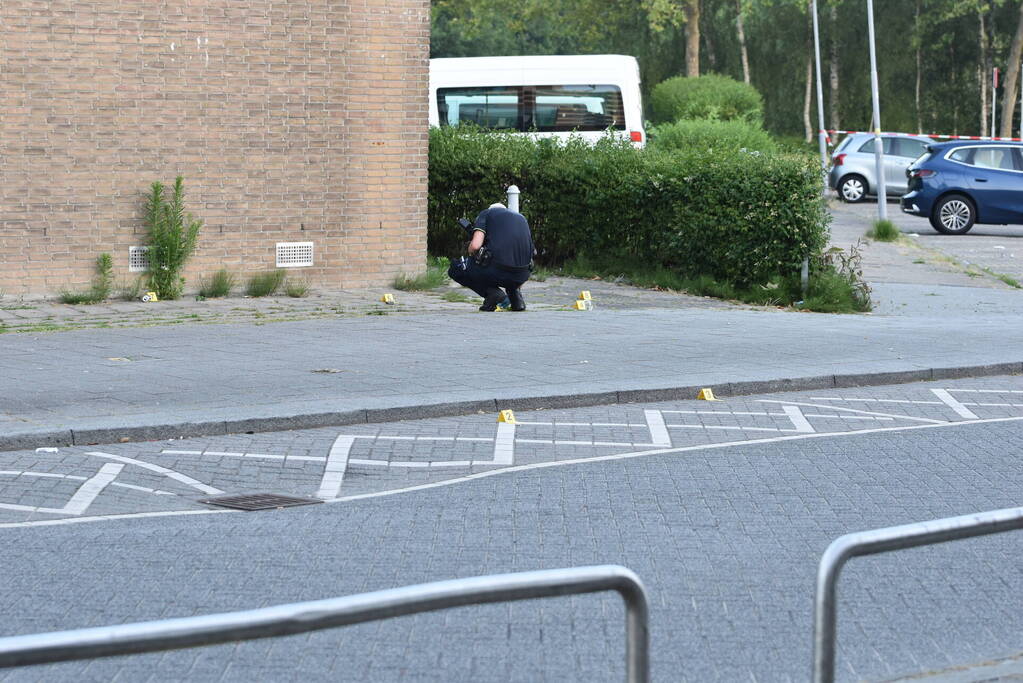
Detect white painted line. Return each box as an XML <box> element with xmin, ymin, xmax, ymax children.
<box><xmin>516</xmin><ymin>439</ymin><xmax>554</xmax><ymax>444</ymax></box>
<box><xmin>85</xmin><ymin>452</ymin><xmax>223</xmax><ymax>495</ymax></box>
<box><xmin>782</xmin><ymin>405</ymin><xmax>815</xmax><ymax>433</ymax></box>
<box><xmin>62</xmin><ymin>464</ymin><xmax>123</xmax><ymax>515</ymax></box>
<box><xmin>931</xmin><ymin>388</ymin><xmax>979</xmax><ymax>420</ymax></box>
<box><xmin>385</xmin><ymin>461</ymin><xmax>430</xmax><ymax>468</ymax></box>
<box><xmin>488</xmin><ymin>421</ymin><xmax>515</xmax><ymax>466</ymax></box>
<box><xmin>316</xmin><ymin>435</ymin><xmax>354</xmax><ymax>500</ymax></box>
<box><xmin>349</xmin><ymin>458</ymin><xmax>386</xmax><ymax>467</ymax></box>
<box><xmin>803</xmin><ymin>414</ymin><xmax>893</xmax><ymax>421</ymax></box>
<box><xmin>806</xmin><ymin>397</ymin><xmax>942</xmax><ymax>405</ymax></box>
<box><xmin>644</xmin><ymin>409</ymin><xmax>672</xmax><ymax>447</ymax></box>
<box><xmin>948</xmin><ymin>389</ymin><xmax>1023</xmax><ymax>394</ymax></box>
<box><xmin>5</xmin><ymin>416</ymin><xmax>1023</xmax><ymax>530</ymax></box>
<box><xmin>961</xmin><ymin>402</ymin><xmax>1023</xmax><ymax>408</ymax></box>
<box><xmin>21</xmin><ymin>472</ymin><xmax>87</xmax><ymax>481</ymax></box>
<box><xmin>286</xmin><ymin>455</ymin><xmax>327</xmax><ymax>463</ymax></box>
<box><xmin>429</xmin><ymin>461</ymin><xmax>473</xmax><ymax>467</ymax></box>
<box><xmin>161</xmin><ymin>450</ymin><xmax>203</xmax><ymax>455</ymax></box>
<box><xmin>204</xmin><ymin>451</ymin><xmax>245</xmax><ymax>457</ymax></box>
<box><xmin>668</xmin><ymin>424</ymin><xmax>783</xmax><ymax>433</ymax></box>
<box><xmin>664</xmin><ymin>410</ymin><xmax>774</xmax><ymax>416</ymax></box>
<box><xmin>594</xmin><ymin>441</ymin><xmax>653</xmax><ymax>447</ymax></box>
<box><xmin>759</xmin><ymin>400</ymin><xmax>947</xmax><ymax>424</ymax></box>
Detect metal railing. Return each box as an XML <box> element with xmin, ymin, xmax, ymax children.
<box><xmin>0</xmin><ymin>564</ymin><xmax>649</xmax><ymax>682</ymax></box>
<box><xmin>813</xmin><ymin>506</ymin><xmax>1023</xmax><ymax>683</ymax></box>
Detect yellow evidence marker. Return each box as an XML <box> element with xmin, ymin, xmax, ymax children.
<box><xmin>141</xmin><ymin>292</ymin><xmax>159</xmax><ymax>302</ymax></box>
<box><xmin>573</xmin><ymin>300</ymin><xmax>592</xmax><ymax>311</ymax></box>
<box><xmin>696</xmin><ymin>388</ymin><xmax>721</xmax><ymax>401</ymax></box>
<box><xmin>578</xmin><ymin>291</ymin><xmax>592</xmax><ymax>301</ymax></box>
<box><xmin>497</xmin><ymin>409</ymin><xmax>517</xmax><ymax>424</ymax></box>
<box><xmin>380</xmin><ymin>293</ymin><xmax>395</xmax><ymax>304</ymax></box>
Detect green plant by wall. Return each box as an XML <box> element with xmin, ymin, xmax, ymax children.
<box><xmin>58</xmin><ymin>253</ymin><xmax>113</xmax><ymax>305</ymax></box>
<box><xmin>647</xmin><ymin>119</ymin><xmax>778</xmax><ymax>154</ymax></box>
<box><xmin>284</xmin><ymin>277</ymin><xmax>310</xmax><ymax>298</ymax></box>
<box><xmin>650</xmin><ymin>74</ymin><xmax>765</xmax><ymax>126</ymax></box>
<box><xmin>245</xmin><ymin>270</ymin><xmax>285</xmax><ymax>297</ymax></box>
<box><xmin>428</xmin><ymin>125</ymin><xmax>829</xmax><ymax>288</ymax></box>
<box><xmin>198</xmin><ymin>268</ymin><xmax>235</xmax><ymax>298</ymax></box>
<box><xmin>144</xmin><ymin>176</ymin><xmax>202</xmax><ymax>300</ymax></box>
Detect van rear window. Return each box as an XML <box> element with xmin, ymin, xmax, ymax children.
<box><xmin>437</xmin><ymin>85</ymin><xmax>625</xmax><ymax>132</ymax></box>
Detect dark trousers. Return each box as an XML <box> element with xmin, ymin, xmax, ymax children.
<box><xmin>448</xmin><ymin>258</ymin><xmax>529</xmax><ymax>298</ymax></box>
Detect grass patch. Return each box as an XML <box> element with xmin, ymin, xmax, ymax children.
<box><xmin>284</xmin><ymin>277</ymin><xmax>310</xmax><ymax>298</ymax></box>
<box><xmin>245</xmin><ymin>270</ymin><xmax>285</xmax><ymax>297</ymax></box>
<box><xmin>866</xmin><ymin>219</ymin><xmax>900</xmax><ymax>242</ymax></box>
<box><xmin>393</xmin><ymin>257</ymin><xmax>449</xmax><ymax>291</ymax></box>
<box><xmin>980</xmin><ymin>267</ymin><xmax>1022</xmax><ymax>288</ymax></box>
<box><xmin>198</xmin><ymin>269</ymin><xmax>235</xmax><ymax>298</ymax></box>
<box><xmin>59</xmin><ymin>253</ymin><xmax>114</xmax><ymax>305</ymax></box>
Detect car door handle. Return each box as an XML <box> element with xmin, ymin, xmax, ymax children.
<box><xmin>975</xmin><ymin>178</ymin><xmax>989</xmax><ymax>182</ymax></box>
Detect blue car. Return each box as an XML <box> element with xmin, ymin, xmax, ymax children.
<box><xmin>901</xmin><ymin>140</ymin><xmax>1023</xmax><ymax>234</ymax></box>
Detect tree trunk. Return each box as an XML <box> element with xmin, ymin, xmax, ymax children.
<box><xmin>704</xmin><ymin>11</ymin><xmax>717</xmax><ymax>72</ymax></box>
<box><xmin>736</xmin><ymin>0</ymin><xmax>750</xmax><ymax>84</ymax></box>
<box><xmin>999</xmin><ymin>1</ymin><xmax>1023</xmax><ymax>138</ymax></box>
<box><xmin>979</xmin><ymin>6</ymin><xmax>989</xmax><ymax>136</ymax></box>
<box><xmin>828</xmin><ymin>1</ymin><xmax>840</xmax><ymax>131</ymax></box>
<box><xmin>684</xmin><ymin>0</ymin><xmax>700</xmax><ymax>77</ymax></box>
<box><xmin>915</xmin><ymin>0</ymin><xmax>922</xmax><ymax>133</ymax></box>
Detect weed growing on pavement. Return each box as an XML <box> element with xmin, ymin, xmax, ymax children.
<box><xmin>144</xmin><ymin>176</ymin><xmax>202</xmax><ymax>300</ymax></box>
<box><xmin>58</xmin><ymin>253</ymin><xmax>114</xmax><ymax>304</ymax></box>
<box><xmin>802</xmin><ymin>243</ymin><xmax>872</xmax><ymax>313</ymax></box>
<box><xmin>245</xmin><ymin>270</ymin><xmax>285</xmax><ymax>297</ymax></box>
<box><xmin>866</xmin><ymin>219</ymin><xmax>900</xmax><ymax>242</ymax></box>
<box><xmin>198</xmin><ymin>268</ymin><xmax>235</xmax><ymax>298</ymax></box>
<box><xmin>117</xmin><ymin>277</ymin><xmax>144</xmax><ymax>301</ymax></box>
<box><xmin>980</xmin><ymin>267</ymin><xmax>1021</xmax><ymax>288</ymax></box>
<box><xmin>440</xmin><ymin>290</ymin><xmax>476</xmax><ymax>303</ymax></box>
<box><xmin>284</xmin><ymin>277</ymin><xmax>310</xmax><ymax>298</ymax></box>
<box><xmin>394</xmin><ymin>257</ymin><xmax>449</xmax><ymax>291</ymax></box>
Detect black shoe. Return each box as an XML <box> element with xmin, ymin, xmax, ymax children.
<box><xmin>479</xmin><ymin>288</ymin><xmax>506</xmax><ymax>312</ymax></box>
<box><xmin>507</xmin><ymin>288</ymin><xmax>526</xmax><ymax>311</ymax></box>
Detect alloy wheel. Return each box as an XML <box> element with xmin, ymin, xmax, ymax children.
<box><xmin>939</xmin><ymin>199</ymin><xmax>972</xmax><ymax>231</ymax></box>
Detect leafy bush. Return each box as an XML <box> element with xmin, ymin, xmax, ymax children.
<box><xmin>58</xmin><ymin>253</ymin><xmax>113</xmax><ymax>305</ymax></box>
<box><xmin>144</xmin><ymin>176</ymin><xmax>202</xmax><ymax>300</ymax></box>
<box><xmin>650</xmin><ymin>74</ymin><xmax>765</xmax><ymax>126</ymax></box>
<box><xmin>198</xmin><ymin>268</ymin><xmax>235</xmax><ymax>298</ymax></box>
<box><xmin>245</xmin><ymin>270</ymin><xmax>285</xmax><ymax>297</ymax></box>
<box><xmin>647</xmin><ymin>119</ymin><xmax>778</xmax><ymax>154</ymax></box>
<box><xmin>429</xmin><ymin>126</ymin><xmax>829</xmax><ymax>288</ymax></box>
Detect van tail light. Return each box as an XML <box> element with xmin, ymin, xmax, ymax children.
<box><xmin>630</xmin><ymin>130</ymin><xmax>643</xmax><ymax>143</ymax></box>
<box><xmin>833</xmin><ymin>153</ymin><xmax>846</xmax><ymax>166</ymax></box>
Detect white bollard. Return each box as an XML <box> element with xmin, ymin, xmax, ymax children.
<box><xmin>507</xmin><ymin>185</ymin><xmax>520</xmax><ymax>213</ymax></box>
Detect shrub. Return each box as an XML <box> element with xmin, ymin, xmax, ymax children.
<box><xmin>144</xmin><ymin>176</ymin><xmax>202</xmax><ymax>300</ymax></box>
<box><xmin>428</xmin><ymin>126</ymin><xmax>829</xmax><ymax>288</ymax></box>
<box><xmin>393</xmin><ymin>257</ymin><xmax>450</xmax><ymax>291</ymax></box>
<box><xmin>650</xmin><ymin>74</ymin><xmax>765</xmax><ymax>126</ymax></box>
<box><xmin>284</xmin><ymin>277</ymin><xmax>310</xmax><ymax>298</ymax></box>
<box><xmin>58</xmin><ymin>253</ymin><xmax>113</xmax><ymax>305</ymax></box>
<box><xmin>647</xmin><ymin>119</ymin><xmax>778</xmax><ymax>154</ymax></box>
<box><xmin>245</xmin><ymin>270</ymin><xmax>285</xmax><ymax>297</ymax></box>
<box><xmin>198</xmin><ymin>268</ymin><xmax>235</xmax><ymax>298</ymax></box>
<box><xmin>866</xmin><ymin>219</ymin><xmax>900</xmax><ymax>242</ymax></box>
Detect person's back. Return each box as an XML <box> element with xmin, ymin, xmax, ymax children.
<box><xmin>475</xmin><ymin>207</ymin><xmax>533</xmax><ymax>270</ymax></box>
<box><xmin>448</xmin><ymin>203</ymin><xmax>533</xmax><ymax>311</ymax></box>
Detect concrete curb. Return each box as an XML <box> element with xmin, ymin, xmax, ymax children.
<box><xmin>2</xmin><ymin>361</ymin><xmax>1020</xmax><ymax>453</ymax></box>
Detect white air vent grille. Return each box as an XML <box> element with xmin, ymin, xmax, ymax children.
<box><xmin>276</xmin><ymin>241</ymin><xmax>314</xmax><ymax>268</ymax></box>
<box><xmin>128</xmin><ymin>246</ymin><xmax>150</xmax><ymax>272</ymax></box>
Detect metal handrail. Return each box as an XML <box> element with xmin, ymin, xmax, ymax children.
<box><xmin>0</xmin><ymin>564</ymin><xmax>649</xmax><ymax>682</ymax></box>
<box><xmin>813</xmin><ymin>506</ymin><xmax>1023</xmax><ymax>683</ymax></box>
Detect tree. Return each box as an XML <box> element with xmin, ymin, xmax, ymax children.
<box><xmin>644</xmin><ymin>0</ymin><xmax>702</xmax><ymax>76</ymax></box>
<box><xmin>999</xmin><ymin>1</ymin><xmax>1023</xmax><ymax>137</ymax></box>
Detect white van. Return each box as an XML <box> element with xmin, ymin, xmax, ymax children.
<box><xmin>429</xmin><ymin>55</ymin><xmax>645</xmax><ymax>146</ymax></box>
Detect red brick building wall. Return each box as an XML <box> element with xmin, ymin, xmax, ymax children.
<box><xmin>0</xmin><ymin>0</ymin><xmax>429</xmax><ymax>297</ymax></box>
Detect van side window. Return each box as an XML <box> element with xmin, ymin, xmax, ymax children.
<box><xmin>531</xmin><ymin>85</ymin><xmax>625</xmax><ymax>132</ymax></box>
<box><xmin>437</xmin><ymin>87</ymin><xmax>521</xmax><ymax>130</ymax></box>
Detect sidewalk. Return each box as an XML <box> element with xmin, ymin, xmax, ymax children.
<box><xmin>2</xmin><ymin>204</ymin><xmax>1021</xmax><ymax>452</ymax></box>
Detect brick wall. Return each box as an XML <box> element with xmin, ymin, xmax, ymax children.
<box><xmin>0</xmin><ymin>0</ymin><xmax>429</xmax><ymax>297</ymax></box>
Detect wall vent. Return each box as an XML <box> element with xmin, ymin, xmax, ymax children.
<box><xmin>128</xmin><ymin>246</ymin><xmax>150</xmax><ymax>272</ymax></box>
<box><xmin>276</xmin><ymin>241</ymin><xmax>314</xmax><ymax>268</ymax></box>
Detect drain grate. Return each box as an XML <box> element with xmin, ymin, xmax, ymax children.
<box><xmin>198</xmin><ymin>493</ymin><xmax>323</xmax><ymax>511</ymax></box>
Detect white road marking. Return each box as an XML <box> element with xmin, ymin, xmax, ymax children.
<box><xmin>160</xmin><ymin>449</ymin><xmax>326</xmax><ymax>463</ymax></box>
<box><xmin>644</xmin><ymin>410</ymin><xmax>672</xmax><ymax>447</ymax></box>
<box><xmin>960</xmin><ymin>402</ymin><xmax>1023</xmax><ymax>407</ymax></box>
<box><xmin>782</xmin><ymin>405</ymin><xmax>815</xmax><ymax>433</ymax></box>
<box><xmin>0</xmin><ymin>463</ymin><xmax>123</xmax><ymax>516</ymax></box>
<box><xmin>491</xmin><ymin>421</ymin><xmax>515</xmax><ymax>465</ymax></box>
<box><xmin>759</xmin><ymin>400</ymin><xmax>947</xmax><ymax>424</ymax></box>
<box><xmin>669</xmin><ymin>424</ymin><xmax>783</xmax><ymax>433</ymax></box>
<box><xmin>807</xmin><ymin>397</ymin><xmax>943</xmax><ymax>405</ymax></box>
<box><xmin>931</xmin><ymin>388</ymin><xmax>980</xmax><ymax>419</ymax></box>
<box><xmin>86</xmin><ymin>452</ymin><xmax>223</xmax><ymax>495</ymax></box>
<box><xmin>4</xmin><ymin>415</ymin><xmax>1023</xmax><ymax>529</ymax></box>
<box><xmin>947</xmin><ymin>389</ymin><xmax>1023</xmax><ymax>394</ymax></box>
<box><xmin>316</xmin><ymin>435</ymin><xmax>354</xmax><ymax>500</ymax></box>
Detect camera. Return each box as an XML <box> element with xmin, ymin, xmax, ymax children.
<box><xmin>457</xmin><ymin>217</ymin><xmax>492</xmax><ymax>266</ymax></box>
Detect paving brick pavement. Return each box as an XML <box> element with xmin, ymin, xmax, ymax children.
<box><xmin>1</xmin><ymin>400</ymin><xmax>1022</xmax><ymax>681</ymax></box>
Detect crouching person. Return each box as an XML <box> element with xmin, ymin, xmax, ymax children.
<box><xmin>448</xmin><ymin>202</ymin><xmax>533</xmax><ymax>312</ymax></box>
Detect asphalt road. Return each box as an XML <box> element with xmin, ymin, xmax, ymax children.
<box><xmin>3</xmin><ymin>375</ymin><xmax>1023</xmax><ymax>682</ymax></box>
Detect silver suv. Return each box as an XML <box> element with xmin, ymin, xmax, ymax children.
<box><xmin>828</xmin><ymin>132</ymin><xmax>933</xmax><ymax>202</ymax></box>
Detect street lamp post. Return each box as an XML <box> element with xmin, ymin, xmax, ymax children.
<box><xmin>811</xmin><ymin>0</ymin><xmax>829</xmax><ymax>196</ymax></box>
<box><xmin>866</xmin><ymin>0</ymin><xmax>887</xmax><ymax>220</ymax></box>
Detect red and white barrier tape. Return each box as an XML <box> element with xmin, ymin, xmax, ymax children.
<box><xmin>821</xmin><ymin>128</ymin><xmax>1023</xmax><ymax>143</ymax></box>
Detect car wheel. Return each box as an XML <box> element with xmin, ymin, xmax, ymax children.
<box><xmin>838</xmin><ymin>175</ymin><xmax>867</xmax><ymax>203</ymax></box>
<box><xmin>929</xmin><ymin>194</ymin><xmax>976</xmax><ymax>235</ymax></box>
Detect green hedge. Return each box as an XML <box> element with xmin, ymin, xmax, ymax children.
<box><xmin>428</xmin><ymin>125</ymin><xmax>829</xmax><ymax>286</ymax></box>
<box><xmin>647</xmin><ymin>118</ymin><xmax>778</xmax><ymax>154</ymax></box>
<box><xmin>650</xmin><ymin>74</ymin><xmax>765</xmax><ymax>126</ymax></box>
